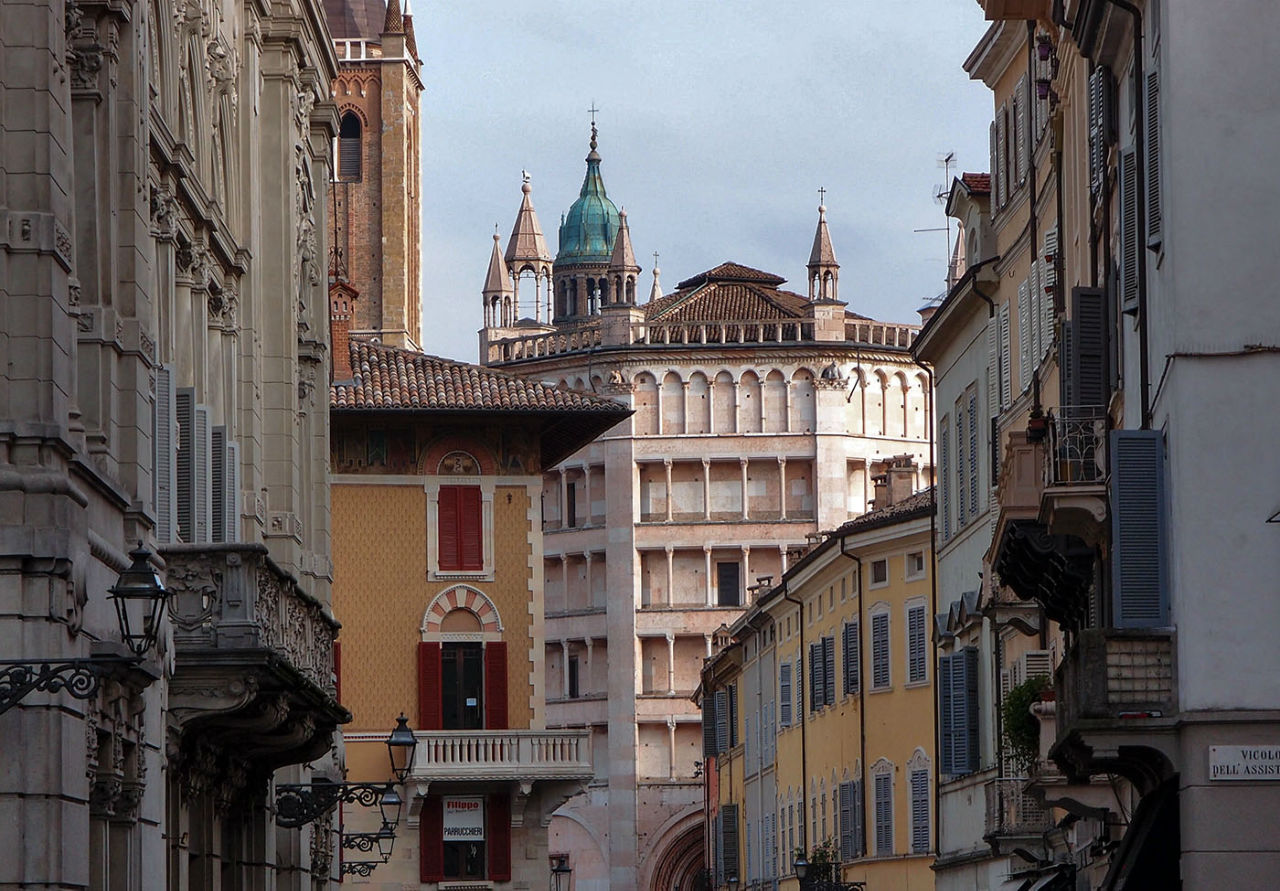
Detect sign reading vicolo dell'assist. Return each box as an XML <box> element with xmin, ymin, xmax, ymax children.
<box><xmin>443</xmin><ymin>797</ymin><xmax>485</xmax><ymax>840</ymax></box>
<box><xmin>1209</xmin><ymin>746</ymin><xmax>1280</xmax><ymax>781</ymax></box>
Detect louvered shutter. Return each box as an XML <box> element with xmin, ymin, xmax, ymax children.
<box><xmin>989</xmin><ymin>119</ymin><xmax>1000</xmax><ymax>212</ymax></box>
<box><xmin>193</xmin><ymin>405</ymin><xmax>212</xmax><ymax>543</ymax></box>
<box><xmin>938</xmin><ymin>654</ymin><xmax>955</xmax><ymax>775</ymax></box>
<box><xmin>1110</xmin><ymin>430</ymin><xmax>1168</xmax><ymax>627</ymax></box>
<box><xmin>1119</xmin><ymin>148</ymin><xmax>1139</xmax><ymax>311</ymax></box>
<box><xmin>1021</xmin><ymin>649</ymin><xmax>1053</xmax><ymax>681</ymax></box>
<box><xmin>854</xmin><ymin>779</ymin><xmax>865</xmax><ymax>856</ymax></box>
<box><xmin>1146</xmin><ymin>70</ymin><xmax>1162</xmax><ymax>247</ymax></box>
<box><xmin>438</xmin><ymin>486</ymin><xmax>460</xmax><ymax>569</ymax></box>
<box><xmin>1014</xmin><ymin>76</ymin><xmax>1027</xmax><ymax>185</ymax></box>
<box><xmin>940</xmin><ymin>419</ymin><xmax>952</xmax><ymax>540</ymax></box>
<box><xmin>874</xmin><ymin>773</ymin><xmax>893</xmax><ymax>855</ymax></box>
<box><xmin>780</xmin><ymin>661</ymin><xmax>792</xmax><ymax>727</ymax></box>
<box><xmin>955</xmin><ymin>399</ymin><xmax>967</xmax><ymax>527</ymax></box>
<box><xmin>910</xmin><ymin>769</ymin><xmax>930</xmax><ymax>853</ymax></box>
<box><xmin>843</xmin><ymin>621</ymin><xmax>860</xmax><ymax>694</ymax></box>
<box><xmin>176</xmin><ymin>389</ymin><xmax>194</xmax><ymax>542</ymax></box>
<box><xmin>823</xmin><ymin>637</ymin><xmax>835</xmax><ymax>707</ymax></box>
<box><xmin>1029</xmin><ymin>258</ymin><xmax>1042</xmax><ymax>364</ymax></box>
<box><xmin>1089</xmin><ymin>67</ymin><xmax>1105</xmax><ymax>197</ymax></box>
<box><xmin>809</xmin><ymin>643</ymin><xmax>822</xmax><ymax>711</ymax></box>
<box><xmin>996</xmin><ymin>104</ymin><xmax>1008</xmax><ymax>207</ymax></box>
<box><xmin>211</xmin><ymin>427</ymin><xmax>228</xmax><ymax>542</ymax></box>
<box><xmin>729</xmin><ymin>684</ymin><xmax>738</xmax><ymax>746</ymax></box>
<box><xmin>420</xmin><ymin>795</ymin><xmax>444</xmax><ymax>882</ymax></box>
<box><xmin>1017</xmin><ymin>279</ymin><xmax>1031</xmax><ymax>393</ymax></box>
<box><xmin>721</xmin><ymin>804</ymin><xmax>740</xmax><ymax>882</ymax></box>
<box><xmin>962</xmin><ymin>646</ymin><xmax>980</xmax><ymax>773</ymax></box>
<box><xmin>715</xmin><ymin>690</ymin><xmax>729</xmax><ymax>753</ymax></box>
<box><xmin>871</xmin><ymin>613</ymin><xmax>890</xmax><ymax>689</ymax></box>
<box><xmin>487</xmin><ymin>793</ymin><xmax>512</xmax><ymax>881</ymax></box>
<box><xmin>484</xmin><ymin>641</ymin><xmax>508</xmax><ymax>729</ymax></box>
<box><xmin>998</xmin><ymin>303</ymin><xmax>1013</xmax><ymax>408</ymax></box>
<box><xmin>839</xmin><ymin>781</ymin><xmax>854</xmax><ymax>861</ymax></box>
<box><xmin>1070</xmin><ymin>287</ymin><xmax>1110</xmax><ymax>408</ymax></box>
<box><xmin>986</xmin><ymin>316</ymin><xmax>998</xmax><ymax>426</ymax></box>
<box><xmin>418</xmin><ymin>641</ymin><xmax>443</xmax><ymax>730</ymax></box>
<box><xmin>154</xmin><ymin>367</ymin><xmax>176</xmax><ymax>544</ymax></box>
<box><xmin>703</xmin><ymin>692</ymin><xmax>719</xmax><ymax>755</ymax></box>
<box><xmin>968</xmin><ymin>390</ymin><xmax>979</xmax><ymax>516</ymax></box>
<box><xmin>907</xmin><ymin>606</ymin><xmax>927</xmax><ymax>684</ymax></box>
<box><xmin>460</xmin><ymin>486</ymin><xmax>483</xmax><ymax>570</ymax></box>
<box><xmin>713</xmin><ymin>811</ymin><xmax>723</xmax><ymax>886</ymax></box>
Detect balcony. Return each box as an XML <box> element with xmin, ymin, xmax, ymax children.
<box><xmin>409</xmin><ymin>729</ymin><xmax>593</xmax><ymax>783</ymax></box>
<box><xmin>163</xmin><ymin>543</ymin><xmax>347</xmax><ymax>775</ymax></box>
<box><xmin>1039</xmin><ymin>406</ymin><xmax>1108</xmax><ymax>546</ymax></box>
<box><xmin>984</xmin><ymin>778</ymin><xmax>1053</xmax><ymax>849</ymax></box>
<box><xmin>1051</xmin><ymin>628</ymin><xmax>1177</xmax><ymax>791</ymax></box>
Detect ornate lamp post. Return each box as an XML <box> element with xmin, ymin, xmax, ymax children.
<box><xmin>0</xmin><ymin>543</ymin><xmax>168</xmax><ymax>715</ymax></box>
<box><xmin>386</xmin><ymin>712</ymin><xmax>418</xmax><ymax>782</ymax></box>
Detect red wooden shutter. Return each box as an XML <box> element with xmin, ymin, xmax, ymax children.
<box><xmin>484</xmin><ymin>642</ymin><xmax>508</xmax><ymax>730</ymax></box>
<box><xmin>438</xmin><ymin>486</ymin><xmax>460</xmax><ymax>570</ymax></box>
<box><xmin>487</xmin><ymin>793</ymin><xmax>512</xmax><ymax>881</ymax></box>
<box><xmin>459</xmin><ymin>486</ymin><xmax>483</xmax><ymax>570</ymax></box>
<box><xmin>420</xmin><ymin>795</ymin><xmax>444</xmax><ymax>882</ymax></box>
<box><xmin>333</xmin><ymin>640</ymin><xmax>342</xmax><ymax>704</ymax></box>
<box><xmin>418</xmin><ymin>641</ymin><xmax>443</xmax><ymax>730</ymax></box>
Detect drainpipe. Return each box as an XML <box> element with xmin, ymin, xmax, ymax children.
<box><xmin>781</xmin><ymin>583</ymin><xmax>807</xmax><ymax>865</ymax></box>
<box><xmin>1101</xmin><ymin>0</ymin><xmax>1150</xmax><ymax>428</ymax></box>
<box><xmin>836</xmin><ymin>539</ymin><xmax>867</xmax><ymax>861</ymax></box>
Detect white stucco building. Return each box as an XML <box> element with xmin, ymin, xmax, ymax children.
<box><xmin>479</xmin><ymin>129</ymin><xmax>934</xmax><ymax>891</ymax></box>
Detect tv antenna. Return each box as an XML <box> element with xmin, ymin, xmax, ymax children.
<box><xmin>914</xmin><ymin>151</ymin><xmax>958</xmax><ymax>292</ymax></box>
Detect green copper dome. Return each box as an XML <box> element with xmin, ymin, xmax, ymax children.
<box><xmin>556</xmin><ymin>127</ymin><xmax>621</xmax><ymax>267</ymax></box>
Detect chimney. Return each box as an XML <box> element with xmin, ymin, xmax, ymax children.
<box><xmin>871</xmin><ymin>454</ymin><xmax>918</xmax><ymax>509</ymax></box>
<box><xmin>330</xmin><ymin>282</ymin><xmax>358</xmax><ymax>383</ymax></box>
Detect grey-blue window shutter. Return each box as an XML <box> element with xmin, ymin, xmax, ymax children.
<box><xmin>872</xmin><ymin>613</ymin><xmax>890</xmax><ymax>688</ymax></box>
<box><xmin>962</xmin><ymin>646</ymin><xmax>980</xmax><ymax>773</ymax></box>
<box><xmin>843</xmin><ymin>621</ymin><xmax>860</xmax><ymax>694</ymax></box>
<box><xmin>823</xmin><ymin>637</ymin><xmax>836</xmax><ymax>706</ymax></box>
<box><xmin>809</xmin><ymin>643</ymin><xmax>823</xmax><ymax>711</ymax></box>
<box><xmin>176</xmin><ymin>388</ymin><xmax>194</xmax><ymax>542</ymax></box>
<box><xmin>854</xmin><ymin>779</ymin><xmax>866</xmax><ymax>856</ymax></box>
<box><xmin>937</xmin><ymin>654</ymin><xmax>955</xmax><ymax>775</ymax></box>
<box><xmin>780</xmin><ymin>661</ymin><xmax>792</xmax><ymax>727</ymax></box>
<box><xmin>722</xmin><ymin>803</ymin><xmax>739</xmax><ymax>881</ymax></box>
<box><xmin>908</xmin><ymin>606</ymin><xmax>927</xmax><ymax>683</ymax></box>
<box><xmin>703</xmin><ymin>693</ymin><xmax>718</xmax><ymax>757</ymax></box>
<box><xmin>714</xmin><ymin>690</ymin><xmax>729</xmax><ymax>754</ymax></box>
<box><xmin>1070</xmin><ymin>287</ymin><xmax>1110</xmax><ymax>408</ymax></box>
<box><xmin>1119</xmin><ymin>148</ymin><xmax>1139</xmax><ymax>312</ymax></box>
<box><xmin>1146</xmin><ymin>69</ymin><xmax>1162</xmax><ymax>248</ymax></box>
<box><xmin>729</xmin><ymin>684</ymin><xmax>738</xmax><ymax>747</ymax></box>
<box><xmin>838</xmin><ymin>781</ymin><xmax>853</xmax><ymax>861</ymax></box>
<box><xmin>910</xmin><ymin>769</ymin><xmax>930</xmax><ymax>853</ymax></box>
<box><xmin>1110</xmin><ymin>430</ymin><xmax>1169</xmax><ymax>627</ymax></box>
<box><xmin>874</xmin><ymin>773</ymin><xmax>893</xmax><ymax>855</ymax></box>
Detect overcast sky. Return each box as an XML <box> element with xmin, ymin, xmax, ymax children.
<box><xmin>416</xmin><ymin>0</ymin><xmax>993</xmax><ymax>362</ymax></box>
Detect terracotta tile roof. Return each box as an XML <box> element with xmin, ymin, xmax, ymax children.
<box><xmin>645</xmin><ymin>281</ymin><xmax>810</xmax><ymax>323</ymax></box>
<box><xmin>331</xmin><ymin>339</ymin><xmax>628</xmax><ymax>414</ymax></box>
<box><xmin>675</xmin><ymin>262</ymin><xmax>787</xmax><ymax>290</ymax></box>
<box><xmin>960</xmin><ymin>172</ymin><xmax>991</xmax><ymax>195</ymax></box>
<box><xmin>323</xmin><ymin>0</ymin><xmax>387</xmax><ymax>40</ymax></box>
<box><xmin>834</xmin><ymin>487</ymin><xmax>935</xmax><ymax>534</ymax></box>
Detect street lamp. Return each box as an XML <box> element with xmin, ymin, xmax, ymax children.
<box><xmin>551</xmin><ymin>854</ymin><xmax>572</xmax><ymax>891</ymax></box>
<box><xmin>386</xmin><ymin>713</ymin><xmax>417</xmax><ymax>783</ymax></box>
<box><xmin>794</xmin><ymin>856</ymin><xmax>809</xmax><ymax>881</ymax></box>
<box><xmin>378</xmin><ymin>786</ymin><xmax>404</xmax><ymax>831</ymax></box>
<box><xmin>0</xmin><ymin>543</ymin><xmax>168</xmax><ymax>715</ymax></box>
<box><xmin>728</xmin><ymin>877</ymin><xmax>739</xmax><ymax>890</ymax></box>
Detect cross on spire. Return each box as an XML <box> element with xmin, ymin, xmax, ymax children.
<box><xmin>588</xmin><ymin>102</ymin><xmax>599</xmax><ymax>125</ymax></box>
<box><xmin>818</xmin><ymin>186</ymin><xmax>826</xmax><ymax>206</ymax></box>
<box><xmin>653</xmin><ymin>251</ymin><xmax>660</xmax><ymax>268</ymax></box>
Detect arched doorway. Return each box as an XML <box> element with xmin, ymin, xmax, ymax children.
<box><xmin>647</xmin><ymin>821</ymin><xmax>704</xmax><ymax>891</ymax></box>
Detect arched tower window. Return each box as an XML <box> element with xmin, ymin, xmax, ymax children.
<box><xmin>339</xmin><ymin>112</ymin><xmax>362</xmax><ymax>181</ymax></box>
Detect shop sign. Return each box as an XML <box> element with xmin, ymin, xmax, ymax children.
<box><xmin>443</xmin><ymin>796</ymin><xmax>485</xmax><ymax>839</ymax></box>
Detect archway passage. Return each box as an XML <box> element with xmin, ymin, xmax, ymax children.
<box><xmin>648</xmin><ymin>822</ymin><xmax>704</xmax><ymax>891</ymax></box>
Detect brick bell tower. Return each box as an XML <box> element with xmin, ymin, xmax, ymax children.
<box><xmin>325</xmin><ymin>0</ymin><xmax>425</xmax><ymax>349</ymax></box>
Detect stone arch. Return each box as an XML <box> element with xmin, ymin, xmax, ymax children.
<box><xmin>713</xmin><ymin>370</ymin><xmax>736</xmax><ymax>433</ymax></box>
<box><xmin>641</xmin><ymin>808</ymin><xmax>705</xmax><ymax>891</ymax></box>
<box><xmin>889</xmin><ymin>371</ymin><xmax>910</xmax><ymax>438</ymax></box>
<box><xmin>421</xmin><ymin>585</ymin><xmax>503</xmax><ymax>635</ymax></box>
<box><xmin>764</xmin><ymin>369</ymin><xmax>788</xmax><ymax>433</ymax></box>
<box><xmin>912</xmin><ymin>371</ymin><xmax>932</xmax><ymax>440</ymax></box>
<box><xmin>633</xmin><ymin>372</ymin><xmax>659</xmax><ymax>436</ymax></box>
<box><xmin>661</xmin><ymin>370</ymin><xmax>685</xmax><ymax>434</ymax></box>
<box><xmin>791</xmin><ymin>367</ymin><xmax>817</xmax><ymax>433</ymax></box>
<box><xmin>687</xmin><ymin>371</ymin><xmax>710</xmax><ymax>434</ymax></box>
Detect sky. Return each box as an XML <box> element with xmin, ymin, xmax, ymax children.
<box><xmin>416</xmin><ymin>0</ymin><xmax>993</xmax><ymax>363</ymax></box>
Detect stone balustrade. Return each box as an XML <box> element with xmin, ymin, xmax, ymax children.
<box><xmin>984</xmin><ymin>777</ymin><xmax>1052</xmax><ymax>838</ymax></box>
<box><xmin>410</xmin><ymin>729</ymin><xmax>593</xmax><ymax>782</ymax></box>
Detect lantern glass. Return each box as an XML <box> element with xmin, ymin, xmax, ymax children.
<box><xmin>108</xmin><ymin>544</ymin><xmax>168</xmax><ymax>658</ymax></box>
<box><xmin>794</xmin><ymin>856</ymin><xmax>809</xmax><ymax>880</ymax></box>
<box><xmin>379</xmin><ymin>786</ymin><xmax>403</xmax><ymax>830</ymax></box>
<box><xmin>376</xmin><ymin>828</ymin><xmax>395</xmax><ymax>861</ymax></box>
<box><xmin>385</xmin><ymin>713</ymin><xmax>417</xmax><ymax>782</ymax></box>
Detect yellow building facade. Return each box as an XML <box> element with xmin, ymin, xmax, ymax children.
<box><xmin>702</xmin><ymin>464</ymin><xmax>936</xmax><ymax>891</ymax></box>
<box><xmin>329</xmin><ymin>335</ymin><xmax>628</xmax><ymax>887</ymax></box>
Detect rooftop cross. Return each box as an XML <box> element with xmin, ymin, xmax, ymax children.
<box><xmin>653</xmin><ymin>251</ymin><xmax>660</xmax><ymax>268</ymax></box>
<box><xmin>588</xmin><ymin>102</ymin><xmax>599</xmax><ymax>126</ymax></box>
<box><xmin>818</xmin><ymin>186</ymin><xmax>826</xmax><ymax>207</ymax></box>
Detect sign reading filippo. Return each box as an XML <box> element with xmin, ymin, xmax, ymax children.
<box><xmin>1209</xmin><ymin>746</ymin><xmax>1280</xmax><ymax>781</ymax></box>
<box><xmin>443</xmin><ymin>797</ymin><xmax>485</xmax><ymax>839</ymax></box>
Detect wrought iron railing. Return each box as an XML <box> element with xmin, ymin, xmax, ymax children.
<box><xmin>1046</xmin><ymin>405</ymin><xmax>1107</xmax><ymax>486</ymax></box>
<box><xmin>984</xmin><ymin>777</ymin><xmax>1052</xmax><ymax>837</ymax></box>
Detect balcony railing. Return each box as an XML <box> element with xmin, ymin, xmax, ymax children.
<box><xmin>410</xmin><ymin>729</ymin><xmax>593</xmax><ymax>782</ymax></box>
<box><xmin>164</xmin><ymin>543</ymin><xmax>338</xmax><ymax>694</ymax></box>
<box><xmin>984</xmin><ymin>778</ymin><xmax>1053</xmax><ymax>838</ymax></box>
<box><xmin>1056</xmin><ymin>628</ymin><xmax>1176</xmax><ymax>739</ymax></box>
<box><xmin>1045</xmin><ymin>405</ymin><xmax>1107</xmax><ymax>486</ymax></box>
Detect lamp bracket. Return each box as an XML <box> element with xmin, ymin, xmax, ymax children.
<box><xmin>340</xmin><ymin>861</ymin><xmax>383</xmax><ymax>877</ymax></box>
<box><xmin>341</xmin><ymin>830</ymin><xmax>392</xmax><ymax>853</ymax></box>
<box><xmin>0</xmin><ymin>652</ymin><xmax>151</xmax><ymax>716</ymax></box>
<box><xmin>275</xmin><ymin>780</ymin><xmax>392</xmax><ymax>828</ymax></box>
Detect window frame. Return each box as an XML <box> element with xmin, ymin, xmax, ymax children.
<box><xmin>868</xmin><ymin>557</ymin><xmax>889</xmax><ymax>589</ymax></box>
<box><xmin>870</xmin><ymin>607</ymin><xmax>892</xmax><ymax>692</ymax></box>
<box><xmin>905</xmin><ymin>600</ymin><xmax>929</xmax><ymax>687</ymax></box>
<box><xmin>427</xmin><ymin>475</ymin><xmax>496</xmax><ymax>581</ymax></box>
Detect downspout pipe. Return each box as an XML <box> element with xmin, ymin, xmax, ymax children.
<box><xmin>1101</xmin><ymin>0</ymin><xmax>1150</xmax><ymax>428</ymax></box>
<box><xmin>836</xmin><ymin>539</ymin><xmax>866</xmax><ymax>861</ymax></box>
<box><xmin>782</xmin><ymin>584</ymin><xmax>808</xmax><ymax>863</ymax></box>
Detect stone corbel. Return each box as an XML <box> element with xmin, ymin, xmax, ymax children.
<box><xmin>511</xmin><ymin>780</ymin><xmax>533</xmax><ymax>828</ymax></box>
<box><xmin>406</xmin><ymin>781</ymin><xmax>432</xmax><ymax>827</ymax></box>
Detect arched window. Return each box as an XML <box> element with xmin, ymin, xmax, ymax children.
<box><xmin>338</xmin><ymin>112</ymin><xmax>361</xmax><ymax>181</ymax></box>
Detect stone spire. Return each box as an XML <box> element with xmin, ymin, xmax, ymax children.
<box><xmin>807</xmin><ymin>198</ymin><xmax>840</xmax><ymax>302</ymax></box>
<box><xmin>483</xmin><ymin>232</ymin><xmax>514</xmax><ymax>328</ymax></box>
<box><xmin>382</xmin><ymin>0</ymin><xmax>403</xmax><ymax>34</ymax></box>
<box><xmin>608</xmin><ymin>210</ymin><xmax>641</xmax><ymax>305</ymax></box>
<box><xmin>505</xmin><ymin>173</ymin><xmax>552</xmax><ymax>266</ymax></box>
<box><xmin>649</xmin><ymin>252</ymin><xmax>663</xmax><ymax>302</ymax></box>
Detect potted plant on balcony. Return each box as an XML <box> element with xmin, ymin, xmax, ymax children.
<box><xmin>1003</xmin><ymin>675</ymin><xmax>1053</xmax><ymax>773</ymax></box>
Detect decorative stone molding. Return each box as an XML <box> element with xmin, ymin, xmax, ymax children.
<box><xmin>422</xmin><ymin>585</ymin><xmax>503</xmax><ymax>635</ymax></box>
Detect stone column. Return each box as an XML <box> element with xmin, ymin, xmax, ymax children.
<box><xmin>731</xmin><ymin>381</ymin><xmax>741</xmax><ymax>433</ymax></box>
<box><xmin>740</xmin><ymin>458</ymin><xmax>750</xmax><ymax>520</ymax></box>
<box><xmin>583</xmin><ymin>465</ymin><xmax>593</xmax><ymax>525</ymax></box>
<box><xmin>663</xmin><ymin>459</ymin><xmax>673</xmax><ymax>522</ymax></box>
<box><xmin>704</xmin><ymin>546</ymin><xmax>714</xmax><ymax>607</ymax></box>
<box><xmin>778</xmin><ymin>457</ymin><xmax>788</xmax><ymax>520</ymax></box>
<box><xmin>584</xmin><ymin>552</ymin><xmax>593</xmax><ymax>610</ymax></box>
<box><xmin>785</xmin><ymin>380</ymin><xmax>794</xmax><ymax>432</ymax></box>
<box><xmin>681</xmin><ymin>381</ymin><xmax>690</xmax><ymax>433</ymax></box>
<box><xmin>667</xmin><ymin>717</ymin><xmax>678</xmax><ymax>778</ymax></box>
<box><xmin>701</xmin><ymin>458</ymin><xmax>711</xmax><ymax>520</ymax></box>
<box><xmin>585</xmin><ymin>638</ymin><xmax>594</xmax><ymax>695</ymax></box>
<box><xmin>665</xmin><ymin>633</ymin><xmax>676</xmax><ymax>694</ymax></box>
<box><xmin>561</xmin><ymin>640</ymin><xmax>571</xmax><ymax>699</ymax></box>
<box><xmin>664</xmin><ymin>546</ymin><xmax>674</xmax><ymax>606</ymax></box>
<box><xmin>741</xmin><ymin>545</ymin><xmax>751</xmax><ymax>600</ymax></box>
<box><xmin>559</xmin><ymin>468</ymin><xmax>569</xmax><ymax>528</ymax></box>
<box><xmin>704</xmin><ymin>634</ymin><xmax>714</xmax><ymax>658</ymax></box>
<box><xmin>780</xmin><ymin>544</ymin><xmax>790</xmax><ymax>573</ymax></box>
